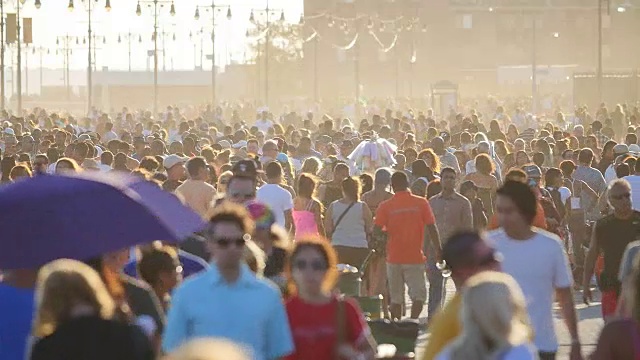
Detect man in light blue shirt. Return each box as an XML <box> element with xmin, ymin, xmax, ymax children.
<box><xmin>162</xmin><ymin>203</ymin><xmax>293</xmax><ymax>360</ymax></box>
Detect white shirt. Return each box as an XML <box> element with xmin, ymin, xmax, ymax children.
<box><xmin>256</xmin><ymin>183</ymin><xmax>293</xmax><ymax>228</ymax></box>
<box><xmin>624</xmin><ymin>175</ymin><xmax>640</xmax><ymax>211</ymax></box>
<box><xmin>435</xmin><ymin>343</ymin><xmax>537</xmax><ymax>360</ymax></box>
<box><xmin>102</xmin><ymin>130</ymin><xmax>118</xmax><ymax>143</ymax></box>
<box><xmin>605</xmin><ymin>164</ymin><xmax>617</xmax><ymax>184</ymax></box>
<box><xmin>255</xmin><ymin>119</ymin><xmax>274</xmax><ymax>133</ymax></box>
<box><xmin>558</xmin><ymin>186</ymin><xmax>571</xmax><ymax>204</ymax></box>
<box><xmin>487</xmin><ymin>228</ymin><xmax>573</xmax><ymax>352</ymax></box>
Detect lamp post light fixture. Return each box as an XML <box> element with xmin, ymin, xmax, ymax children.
<box><xmin>68</xmin><ymin>0</ymin><xmax>111</xmax><ymax>115</ymax></box>
<box><xmin>193</xmin><ymin>1</ymin><xmax>232</xmax><ymax>107</ymax></box>
<box><xmin>248</xmin><ymin>1</ymin><xmax>285</xmax><ymax>108</ymax></box>
<box><xmin>136</xmin><ymin>0</ymin><xmax>176</xmax><ymax>117</ymax></box>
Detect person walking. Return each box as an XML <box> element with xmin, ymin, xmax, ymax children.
<box><xmin>427</xmin><ymin>167</ymin><xmax>473</xmax><ymax>318</ymax></box>
<box><xmin>175</xmin><ymin>157</ymin><xmax>217</xmax><ymax>219</ymax></box>
<box><xmin>421</xmin><ymin>231</ymin><xmax>503</xmax><ymax>360</ymax></box>
<box><xmin>284</xmin><ymin>237</ymin><xmax>376</xmax><ymax>360</ymax></box>
<box><xmin>434</xmin><ymin>272</ymin><xmax>537</xmax><ymax>360</ymax></box>
<box><xmin>30</xmin><ymin>259</ymin><xmax>153</xmax><ymax>360</ymax></box>
<box><xmin>583</xmin><ymin>179</ymin><xmax>640</xmax><ymax>319</ymax></box>
<box><xmin>292</xmin><ymin>173</ymin><xmax>325</xmax><ymax>239</ymax></box>
<box><xmin>162</xmin><ymin>203</ymin><xmax>294</xmax><ymax>360</ymax></box>
<box><xmin>257</xmin><ymin>161</ymin><xmax>295</xmax><ymax>234</ymax></box>
<box><xmin>324</xmin><ymin>176</ymin><xmax>373</xmax><ymax>269</ymax></box>
<box><xmin>488</xmin><ymin>181</ymin><xmax>582</xmax><ymax>360</ymax></box>
<box><xmin>374</xmin><ymin>171</ymin><xmax>441</xmax><ymax>320</ymax></box>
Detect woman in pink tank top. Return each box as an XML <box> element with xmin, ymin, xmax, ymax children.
<box><xmin>293</xmin><ymin>174</ymin><xmax>326</xmax><ymax>239</ymax></box>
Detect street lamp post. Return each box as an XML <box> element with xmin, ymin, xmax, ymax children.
<box><xmin>194</xmin><ymin>1</ymin><xmax>231</xmax><ymax>107</ymax></box>
<box><xmin>118</xmin><ymin>32</ymin><xmax>142</xmax><ymax>72</ymax></box>
<box><xmin>248</xmin><ymin>0</ymin><xmax>284</xmax><ymax>108</ymax></box>
<box><xmin>136</xmin><ymin>0</ymin><xmax>175</xmax><ymax>117</ymax></box>
<box><xmin>56</xmin><ymin>35</ymin><xmax>74</xmax><ymax>102</ymax></box>
<box><xmin>68</xmin><ymin>0</ymin><xmax>110</xmax><ymax>116</ymax></box>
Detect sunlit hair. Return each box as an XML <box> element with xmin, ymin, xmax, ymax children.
<box><xmin>475</xmin><ymin>153</ymin><xmax>495</xmax><ymax>175</ymax></box>
<box><xmin>297</xmin><ymin>173</ymin><xmax>319</xmax><ymax>200</ymax></box>
<box><xmin>165</xmin><ymin>338</ymin><xmax>250</xmax><ymax>360</ymax></box>
<box><xmin>418</xmin><ymin>148</ymin><xmax>441</xmax><ymax>173</ymax></box>
<box><xmin>32</xmin><ymin>259</ymin><xmax>115</xmax><ymax>338</ymax></box>
<box><xmin>217</xmin><ymin>170</ymin><xmax>233</xmax><ymax>193</ymax></box>
<box><xmin>301</xmin><ymin>157</ymin><xmax>322</xmax><ymax>175</ymax></box>
<box><xmin>342</xmin><ymin>176</ymin><xmax>362</xmax><ymax>201</ymax></box>
<box><xmin>285</xmin><ymin>236</ymin><xmax>339</xmax><ymax>295</ymax></box>
<box><xmin>55</xmin><ymin>157</ymin><xmax>81</xmax><ymax>174</ymax></box>
<box><xmin>9</xmin><ymin>163</ymin><xmax>32</xmax><ymax>180</ymax></box>
<box><xmin>449</xmin><ymin>271</ymin><xmax>532</xmax><ymax>360</ymax></box>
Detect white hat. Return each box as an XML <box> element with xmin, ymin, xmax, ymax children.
<box><xmin>163</xmin><ymin>154</ymin><xmax>189</xmax><ymax>169</ymax></box>
<box><xmin>630</xmin><ymin>144</ymin><xmax>640</xmax><ymax>153</ymax></box>
<box><xmin>218</xmin><ymin>140</ymin><xmax>232</xmax><ymax>149</ymax></box>
<box><xmin>3</xmin><ymin>128</ymin><xmax>14</xmax><ymax>136</ymax></box>
<box><xmin>232</xmin><ymin>140</ymin><xmax>247</xmax><ymax>149</ymax></box>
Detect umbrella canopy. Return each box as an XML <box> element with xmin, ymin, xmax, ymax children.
<box><xmin>0</xmin><ymin>173</ymin><xmax>205</xmax><ymax>270</ymax></box>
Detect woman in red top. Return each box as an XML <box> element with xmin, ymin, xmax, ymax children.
<box><xmin>285</xmin><ymin>237</ymin><xmax>376</xmax><ymax>360</ymax></box>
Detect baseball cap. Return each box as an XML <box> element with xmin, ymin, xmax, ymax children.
<box><xmin>613</xmin><ymin>143</ymin><xmax>629</xmax><ymax>155</ymax></box>
<box><xmin>163</xmin><ymin>154</ymin><xmax>189</xmax><ymax>169</ymax></box>
<box><xmin>4</xmin><ymin>128</ymin><xmax>14</xmax><ymax>136</ymax></box>
<box><xmin>630</xmin><ymin>144</ymin><xmax>640</xmax><ymax>153</ymax></box>
<box><xmin>218</xmin><ymin>140</ymin><xmax>232</xmax><ymax>149</ymax></box>
<box><xmin>232</xmin><ymin>159</ymin><xmax>259</xmax><ymax>178</ymax></box>
<box><xmin>317</xmin><ymin>135</ymin><xmax>332</xmax><ymax>144</ymax></box>
<box><xmin>442</xmin><ymin>231</ymin><xmax>502</xmax><ymax>271</ymax></box>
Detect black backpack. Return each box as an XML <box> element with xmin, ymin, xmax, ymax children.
<box><xmin>546</xmin><ymin>186</ymin><xmax>566</xmax><ymax>219</ymax></box>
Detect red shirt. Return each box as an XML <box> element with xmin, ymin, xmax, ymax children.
<box><xmin>375</xmin><ymin>191</ymin><xmax>435</xmax><ymax>264</ymax></box>
<box><xmin>285</xmin><ymin>295</ymin><xmax>367</xmax><ymax>360</ymax></box>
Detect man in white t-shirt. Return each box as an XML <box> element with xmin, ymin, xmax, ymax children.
<box><xmin>255</xmin><ymin>111</ymin><xmax>274</xmax><ymax>134</ymax></box>
<box><xmin>256</xmin><ymin>161</ymin><xmax>295</xmax><ymax>234</ymax></box>
<box><xmin>488</xmin><ymin>181</ymin><xmax>582</xmax><ymax>360</ymax></box>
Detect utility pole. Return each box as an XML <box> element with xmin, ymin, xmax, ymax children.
<box><xmin>249</xmin><ymin>0</ymin><xmax>284</xmax><ymax>108</ymax></box>
<box><xmin>1</xmin><ymin>0</ymin><xmax>5</xmax><ymax>111</ymax></box>
<box><xmin>194</xmin><ymin>1</ymin><xmax>231</xmax><ymax>107</ymax></box>
<box><xmin>532</xmin><ymin>14</ymin><xmax>538</xmax><ymax>114</ymax></box>
<box><xmin>16</xmin><ymin>0</ymin><xmax>22</xmax><ymax>114</ymax></box>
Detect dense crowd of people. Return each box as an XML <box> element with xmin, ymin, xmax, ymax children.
<box><xmin>1</xmin><ymin>100</ymin><xmax>640</xmax><ymax>359</ymax></box>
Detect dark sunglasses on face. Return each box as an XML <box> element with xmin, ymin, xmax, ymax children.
<box><xmin>229</xmin><ymin>192</ymin><xmax>255</xmax><ymax>200</ymax></box>
<box><xmin>293</xmin><ymin>259</ymin><xmax>328</xmax><ymax>271</ymax></box>
<box><xmin>215</xmin><ymin>237</ymin><xmax>246</xmax><ymax>248</ymax></box>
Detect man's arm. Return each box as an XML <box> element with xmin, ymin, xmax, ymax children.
<box><xmin>582</xmin><ymin>222</ymin><xmax>600</xmax><ymax>296</ymax></box>
<box><xmin>557</xmin><ymin>287</ymin><xmax>582</xmax><ymax>360</ymax></box>
<box><xmin>461</xmin><ymin>198</ymin><xmax>473</xmax><ymax>231</ymax></box>
<box><xmin>425</xmin><ymin>224</ymin><xmax>441</xmax><ymax>262</ymax></box>
<box><xmin>284</xmin><ymin>209</ymin><xmax>295</xmax><ymax>234</ymax></box>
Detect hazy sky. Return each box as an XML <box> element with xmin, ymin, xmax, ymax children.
<box><xmin>15</xmin><ymin>0</ymin><xmax>302</xmax><ymax>71</ymax></box>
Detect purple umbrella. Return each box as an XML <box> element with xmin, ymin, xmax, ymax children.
<box><xmin>0</xmin><ymin>172</ymin><xmax>205</xmax><ymax>270</ymax></box>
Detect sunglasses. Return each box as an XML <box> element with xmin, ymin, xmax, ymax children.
<box><xmin>229</xmin><ymin>192</ymin><xmax>255</xmax><ymax>200</ymax></box>
<box><xmin>293</xmin><ymin>259</ymin><xmax>328</xmax><ymax>271</ymax></box>
<box><xmin>214</xmin><ymin>237</ymin><xmax>246</xmax><ymax>248</ymax></box>
<box><xmin>611</xmin><ymin>192</ymin><xmax>631</xmax><ymax>200</ymax></box>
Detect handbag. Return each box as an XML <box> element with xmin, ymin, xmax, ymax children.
<box><xmin>329</xmin><ymin>202</ymin><xmax>355</xmax><ymax>239</ymax></box>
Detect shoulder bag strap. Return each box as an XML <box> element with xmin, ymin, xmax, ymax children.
<box><xmin>333</xmin><ymin>202</ymin><xmax>356</xmax><ymax>231</ymax></box>
<box><xmin>335</xmin><ymin>296</ymin><xmax>347</xmax><ymax>349</ymax></box>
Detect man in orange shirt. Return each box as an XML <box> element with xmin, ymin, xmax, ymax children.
<box><xmin>375</xmin><ymin>171</ymin><xmax>441</xmax><ymax>320</ymax></box>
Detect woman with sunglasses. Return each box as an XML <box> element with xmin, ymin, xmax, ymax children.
<box><xmin>284</xmin><ymin>237</ymin><xmax>376</xmax><ymax>360</ymax></box>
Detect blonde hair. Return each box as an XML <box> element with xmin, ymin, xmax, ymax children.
<box><xmin>449</xmin><ymin>271</ymin><xmax>532</xmax><ymax>360</ymax></box>
<box><xmin>32</xmin><ymin>259</ymin><xmax>115</xmax><ymax>338</ymax></box>
<box><xmin>164</xmin><ymin>338</ymin><xmax>250</xmax><ymax>360</ymax></box>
